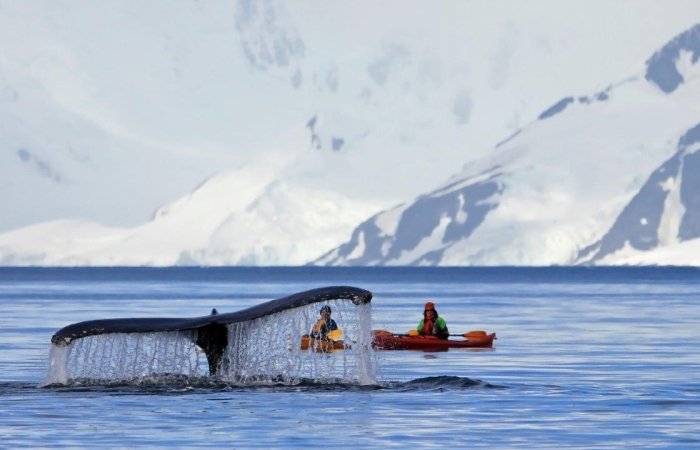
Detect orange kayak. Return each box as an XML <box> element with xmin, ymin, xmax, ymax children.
<box><xmin>300</xmin><ymin>330</ymin><xmax>496</xmax><ymax>352</ymax></box>
<box><xmin>371</xmin><ymin>329</ymin><xmax>496</xmax><ymax>351</ymax></box>
<box><xmin>300</xmin><ymin>335</ymin><xmax>348</xmax><ymax>352</ymax></box>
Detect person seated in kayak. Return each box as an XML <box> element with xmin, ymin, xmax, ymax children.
<box><xmin>311</xmin><ymin>305</ymin><xmax>338</xmax><ymax>340</ymax></box>
<box><xmin>416</xmin><ymin>301</ymin><xmax>449</xmax><ymax>339</ymax></box>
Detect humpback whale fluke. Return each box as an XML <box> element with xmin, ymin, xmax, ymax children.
<box><xmin>50</xmin><ymin>286</ymin><xmax>372</xmax><ymax>376</ymax></box>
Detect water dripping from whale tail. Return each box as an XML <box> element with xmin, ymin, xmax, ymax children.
<box><xmin>44</xmin><ymin>286</ymin><xmax>375</xmax><ymax>386</ymax></box>
<box><xmin>220</xmin><ymin>298</ymin><xmax>376</xmax><ymax>385</ymax></box>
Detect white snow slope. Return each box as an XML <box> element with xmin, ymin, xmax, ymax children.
<box><xmin>1</xmin><ymin>2</ymin><xmax>700</xmax><ymax>265</ymax></box>
<box><xmin>318</xmin><ymin>24</ymin><xmax>700</xmax><ymax>266</ymax></box>
<box><xmin>0</xmin><ymin>128</ymin><xmax>378</xmax><ymax>265</ymax></box>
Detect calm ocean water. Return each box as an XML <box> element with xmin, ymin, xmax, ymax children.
<box><xmin>1</xmin><ymin>266</ymin><xmax>699</xmax><ymax>448</ymax></box>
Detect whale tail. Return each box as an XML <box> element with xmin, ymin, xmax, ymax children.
<box><xmin>49</xmin><ymin>286</ymin><xmax>373</xmax><ymax>379</ymax></box>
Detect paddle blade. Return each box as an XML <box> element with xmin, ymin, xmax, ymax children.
<box><xmin>463</xmin><ymin>330</ymin><xmax>487</xmax><ymax>339</ymax></box>
<box><xmin>327</xmin><ymin>328</ymin><xmax>343</xmax><ymax>341</ymax></box>
<box><xmin>407</xmin><ymin>329</ymin><xmax>419</xmax><ymax>337</ymax></box>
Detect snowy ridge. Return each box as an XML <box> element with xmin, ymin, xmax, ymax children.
<box><xmin>0</xmin><ymin>128</ymin><xmax>379</xmax><ymax>265</ymax></box>
<box><xmin>320</xmin><ymin>24</ymin><xmax>700</xmax><ymax>266</ymax></box>
<box><xmin>2</xmin><ymin>4</ymin><xmax>700</xmax><ymax>266</ymax></box>
<box><xmin>579</xmin><ymin>123</ymin><xmax>700</xmax><ymax>264</ymax></box>
<box><xmin>3</xmin><ymin>1</ymin><xmax>699</xmax><ymax>234</ymax></box>
<box><xmin>645</xmin><ymin>23</ymin><xmax>700</xmax><ymax>93</ymax></box>
<box><xmin>315</xmin><ymin>167</ymin><xmax>504</xmax><ymax>266</ymax></box>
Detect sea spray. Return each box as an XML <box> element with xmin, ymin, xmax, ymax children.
<box><xmin>44</xmin><ymin>299</ymin><xmax>376</xmax><ymax>386</ymax></box>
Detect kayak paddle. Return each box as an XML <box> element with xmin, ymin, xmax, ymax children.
<box><xmin>403</xmin><ymin>330</ymin><xmax>488</xmax><ymax>339</ymax></box>
<box><xmin>451</xmin><ymin>330</ymin><xmax>489</xmax><ymax>339</ymax></box>
<box><xmin>327</xmin><ymin>328</ymin><xmax>343</xmax><ymax>341</ymax></box>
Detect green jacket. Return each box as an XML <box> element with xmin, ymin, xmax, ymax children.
<box><xmin>417</xmin><ymin>317</ymin><xmax>448</xmax><ymax>338</ymax></box>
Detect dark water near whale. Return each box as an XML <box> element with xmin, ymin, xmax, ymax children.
<box><xmin>1</xmin><ymin>267</ymin><xmax>699</xmax><ymax>448</ymax></box>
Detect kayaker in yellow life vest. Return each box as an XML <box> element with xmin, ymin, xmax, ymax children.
<box><xmin>416</xmin><ymin>301</ymin><xmax>449</xmax><ymax>339</ymax></box>
<box><xmin>311</xmin><ymin>305</ymin><xmax>338</xmax><ymax>339</ymax></box>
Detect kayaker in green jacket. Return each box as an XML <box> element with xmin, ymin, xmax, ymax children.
<box><xmin>416</xmin><ymin>301</ymin><xmax>449</xmax><ymax>339</ymax></box>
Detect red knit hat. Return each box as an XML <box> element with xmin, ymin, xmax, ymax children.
<box><xmin>424</xmin><ymin>301</ymin><xmax>435</xmax><ymax>310</ymax></box>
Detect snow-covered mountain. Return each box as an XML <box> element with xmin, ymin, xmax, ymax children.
<box><xmin>2</xmin><ymin>3</ymin><xmax>700</xmax><ymax>266</ymax></box>
<box><xmin>0</xmin><ymin>128</ymin><xmax>379</xmax><ymax>265</ymax></box>
<box><xmin>317</xmin><ymin>24</ymin><xmax>700</xmax><ymax>266</ymax></box>
<box><xmin>2</xmin><ymin>1</ymin><xmax>699</xmax><ymax>234</ymax></box>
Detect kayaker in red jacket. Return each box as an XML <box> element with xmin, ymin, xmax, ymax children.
<box><xmin>416</xmin><ymin>301</ymin><xmax>449</xmax><ymax>339</ymax></box>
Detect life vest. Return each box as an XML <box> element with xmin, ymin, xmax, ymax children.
<box><xmin>419</xmin><ymin>316</ymin><xmax>448</xmax><ymax>338</ymax></box>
